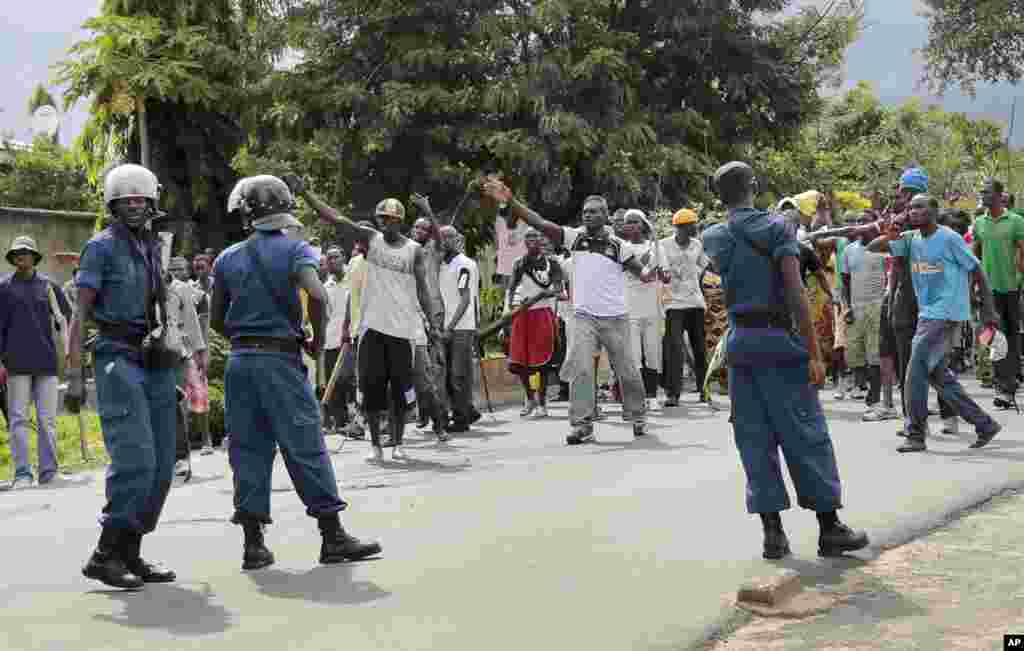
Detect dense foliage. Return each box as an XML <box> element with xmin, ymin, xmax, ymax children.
<box><xmin>921</xmin><ymin>0</ymin><xmax>1024</xmax><ymax>95</ymax></box>
<box><xmin>59</xmin><ymin>0</ymin><xmax>865</xmax><ymax>252</ymax></box>
<box><xmin>0</xmin><ymin>139</ymin><xmax>101</xmax><ymax>212</ymax></box>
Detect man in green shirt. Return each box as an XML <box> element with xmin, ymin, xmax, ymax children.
<box><xmin>972</xmin><ymin>179</ymin><xmax>1024</xmax><ymax>408</ymax></box>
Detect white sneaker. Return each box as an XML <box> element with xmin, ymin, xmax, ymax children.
<box><xmin>392</xmin><ymin>446</ymin><xmax>407</xmax><ymax>460</ymax></box>
<box><xmin>833</xmin><ymin>389</ymin><xmax>847</xmax><ymax>400</ymax></box>
<box><xmin>9</xmin><ymin>476</ymin><xmax>33</xmax><ymax>490</ymax></box>
<box><xmin>366</xmin><ymin>446</ymin><xmax>384</xmax><ymax>463</ymax></box>
<box><xmin>520</xmin><ymin>399</ymin><xmax>537</xmax><ymax>418</ymax></box>
<box><xmin>200</xmin><ymin>445</ymin><xmax>214</xmax><ymax>456</ymax></box>
<box><xmin>941</xmin><ymin>417</ymin><xmax>959</xmax><ymax>435</ymax></box>
<box><xmin>534</xmin><ymin>405</ymin><xmax>549</xmax><ymax>418</ymax></box>
<box><xmin>863</xmin><ymin>407</ymin><xmax>899</xmax><ymax>422</ymax></box>
<box><xmin>850</xmin><ymin>388</ymin><xmax>867</xmax><ymax>400</ymax></box>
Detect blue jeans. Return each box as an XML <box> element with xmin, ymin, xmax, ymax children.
<box><xmin>226</xmin><ymin>351</ymin><xmax>346</xmax><ymax>523</ymax></box>
<box><xmin>729</xmin><ymin>363</ymin><xmax>842</xmax><ymax>513</ymax></box>
<box><xmin>94</xmin><ymin>353</ymin><xmax>177</xmax><ymax>533</ymax></box>
<box><xmin>6</xmin><ymin>375</ymin><xmax>59</xmax><ymax>481</ymax></box>
<box><xmin>906</xmin><ymin>319</ymin><xmax>999</xmax><ymax>439</ymax></box>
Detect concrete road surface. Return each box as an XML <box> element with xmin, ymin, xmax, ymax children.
<box><xmin>2</xmin><ymin>379</ymin><xmax>1023</xmax><ymax>651</ymax></box>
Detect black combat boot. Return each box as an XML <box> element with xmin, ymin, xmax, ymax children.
<box><xmin>121</xmin><ymin>531</ymin><xmax>176</xmax><ymax>583</ymax></box>
<box><xmin>82</xmin><ymin>528</ymin><xmax>145</xmax><ymax>590</ymax></box>
<box><xmin>241</xmin><ymin>521</ymin><xmax>275</xmax><ymax>570</ymax></box>
<box><xmin>760</xmin><ymin>513</ymin><xmax>791</xmax><ymax>560</ymax></box>
<box><xmin>817</xmin><ymin>511</ymin><xmax>869</xmax><ymax>557</ymax></box>
<box><xmin>318</xmin><ymin>514</ymin><xmax>382</xmax><ymax>564</ymax></box>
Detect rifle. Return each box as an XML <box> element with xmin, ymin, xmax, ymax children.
<box><xmin>478</xmin><ymin>290</ymin><xmax>560</xmax><ymax>342</ymax></box>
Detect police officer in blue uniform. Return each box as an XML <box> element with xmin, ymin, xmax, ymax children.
<box><xmin>703</xmin><ymin>162</ymin><xmax>869</xmax><ymax>559</ymax></box>
<box><xmin>66</xmin><ymin>164</ymin><xmax>178</xmax><ymax>589</ymax></box>
<box><xmin>210</xmin><ymin>175</ymin><xmax>381</xmax><ymax>570</ymax></box>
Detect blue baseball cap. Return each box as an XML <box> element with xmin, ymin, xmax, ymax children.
<box><xmin>899</xmin><ymin>168</ymin><xmax>929</xmax><ymax>193</ymax></box>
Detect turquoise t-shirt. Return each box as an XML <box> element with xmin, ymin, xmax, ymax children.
<box><xmin>889</xmin><ymin>225</ymin><xmax>979</xmax><ymax>323</ymax></box>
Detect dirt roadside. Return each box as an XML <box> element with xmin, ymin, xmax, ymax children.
<box><xmin>703</xmin><ymin>490</ymin><xmax>1024</xmax><ymax>650</ymax></box>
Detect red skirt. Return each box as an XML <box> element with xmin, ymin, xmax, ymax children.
<box><xmin>508</xmin><ymin>307</ymin><xmax>556</xmax><ymax>371</ymax></box>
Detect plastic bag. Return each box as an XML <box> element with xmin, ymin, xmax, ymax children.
<box><xmin>989</xmin><ymin>329</ymin><xmax>1009</xmax><ymax>363</ymax></box>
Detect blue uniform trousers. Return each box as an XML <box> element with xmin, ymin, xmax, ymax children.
<box><xmin>729</xmin><ymin>363</ymin><xmax>843</xmax><ymax>514</ymax></box>
<box><xmin>225</xmin><ymin>351</ymin><xmax>346</xmax><ymax>523</ymax></box>
<box><xmin>94</xmin><ymin>352</ymin><xmax>177</xmax><ymax>533</ymax></box>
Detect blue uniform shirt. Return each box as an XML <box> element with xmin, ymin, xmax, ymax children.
<box><xmin>0</xmin><ymin>272</ymin><xmax>71</xmax><ymax>375</ymax></box>
<box><xmin>704</xmin><ymin>208</ymin><xmax>808</xmax><ymax>366</ymax></box>
<box><xmin>214</xmin><ymin>232</ymin><xmax>318</xmax><ymax>341</ymax></box>
<box><xmin>889</xmin><ymin>225</ymin><xmax>978</xmax><ymax>323</ymax></box>
<box><xmin>78</xmin><ymin>224</ymin><xmax>162</xmax><ymax>356</ymax></box>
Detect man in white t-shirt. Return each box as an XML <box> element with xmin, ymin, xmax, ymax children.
<box><xmin>622</xmin><ymin>209</ymin><xmax>664</xmax><ymax>406</ymax></box>
<box><xmin>482</xmin><ymin>180</ymin><xmax>656</xmax><ymax>444</ymax></box>
<box><xmin>438</xmin><ymin>226</ymin><xmax>480</xmax><ymax>432</ymax></box>
<box><xmin>659</xmin><ymin>208</ymin><xmax>710</xmax><ymax>406</ymax></box>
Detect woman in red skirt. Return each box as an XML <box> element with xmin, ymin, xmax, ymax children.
<box><xmin>506</xmin><ymin>228</ymin><xmax>566</xmax><ymax>418</ymax></box>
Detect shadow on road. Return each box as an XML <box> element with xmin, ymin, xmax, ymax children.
<box><xmin>246</xmin><ymin>565</ymin><xmax>391</xmax><ymax>605</ymax></box>
<box><xmin>91</xmin><ymin>582</ymin><xmax>233</xmax><ymax>636</ymax></box>
<box><xmin>591</xmin><ymin>434</ymin><xmax>718</xmax><ymax>454</ymax></box>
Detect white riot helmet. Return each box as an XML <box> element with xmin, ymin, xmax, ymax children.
<box><xmin>104</xmin><ymin>164</ymin><xmax>160</xmax><ymax>228</ymax></box>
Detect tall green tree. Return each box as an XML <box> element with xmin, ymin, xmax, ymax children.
<box><xmin>246</xmin><ymin>0</ymin><xmax>862</xmax><ymax>252</ymax></box>
<box><xmin>55</xmin><ymin>0</ymin><xmax>292</xmax><ymax>250</ymax></box>
<box><xmin>921</xmin><ymin>0</ymin><xmax>1024</xmax><ymax>94</ymax></box>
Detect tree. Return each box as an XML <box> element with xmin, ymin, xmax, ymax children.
<box><xmin>55</xmin><ymin>1</ymin><xmax>293</xmax><ymax>251</ymax></box>
<box><xmin>920</xmin><ymin>0</ymin><xmax>1024</xmax><ymax>95</ymax></box>
<box><xmin>0</xmin><ymin>138</ymin><xmax>101</xmax><ymax>212</ymax></box>
<box><xmin>245</xmin><ymin>0</ymin><xmax>862</xmax><ymax>255</ymax></box>
<box><xmin>755</xmin><ymin>83</ymin><xmax>1008</xmax><ymax>204</ymax></box>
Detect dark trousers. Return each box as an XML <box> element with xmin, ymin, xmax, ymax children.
<box><xmin>323</xmin><ymin>347</ymin><xmax>351</xmax><ymax>428</ymax></box>
<box><xmin>94</xmin><ymin>353</ymin><xmax>177</xmax><ymax>534</ymax></box>
<box><xmin>446</xmin><ymin>331</ymin><xmax>476</xmax><ymax>425</ymax></box>
<box><xmin>226</xmin><ymin>351</ymin><xmax>346</xmax><ymax>523</ymax></box>
<box><xmin>993</xmin><ymin>290</ymin><xmax>1021</xmax><ymax>393</ymax></box>
<box><xmin>357</xmin><ymin>328</ymin><xmax>413</xmax><ymax>417</ymax></box>
<box><xmin>663</xmin><ymin>308</ymin><xmax>706</xmax><ymax>398</ymax></box>
<box><xmin>895</xmin><ymin>326</ymin><xmax>954</xmax><ymax>421</ymax></box>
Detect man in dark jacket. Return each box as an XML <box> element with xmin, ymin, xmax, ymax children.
<box><xmin>0</xmin><ymin>235</ymin><xmax>71</xmax><ymax>489</ymax></box>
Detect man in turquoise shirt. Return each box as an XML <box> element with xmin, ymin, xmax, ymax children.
<box><xmin>869</xmin><ymin>194</ymin><xmax>1002</xmax><ymax>452</ymax></box>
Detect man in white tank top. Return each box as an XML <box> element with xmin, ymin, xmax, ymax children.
<box><xmin>287</xmin><ymin>177</ymin><xmax>438</xmax><ymax>463</ymax></box>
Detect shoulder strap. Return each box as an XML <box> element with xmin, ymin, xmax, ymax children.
<box><xmin>244</xmin><ymin>238</ymin><xmax>303</xmax><ymax>340</ymax></box>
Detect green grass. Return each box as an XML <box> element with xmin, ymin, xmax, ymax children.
<box><xmin>0</xmin><ymin>410</ymin><xmax>109</xmax><ymax>479</ymax></box>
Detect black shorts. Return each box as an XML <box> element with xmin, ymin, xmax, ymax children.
<box><xmin>357</xmin><ymin>328</ymin><xmax>414</xmax><ymax>413</ymax></box>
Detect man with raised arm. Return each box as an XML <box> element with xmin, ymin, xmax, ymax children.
<box><xmin>481</xmin><ymin>178</ymin><xmax>655</xmax><ymax>445</ymax></box>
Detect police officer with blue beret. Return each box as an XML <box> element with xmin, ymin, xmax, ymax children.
<box><xmin>66</xmin><ymin>163</ymin><xmax>178</xmax><ymax>589</ymax></box>
<box><xmin>702</xmin><ymin>162</ymin><xmax>869</xmax><ymax>560</ymax></box>
<box><xmin>210</xmin><ymin>175</ymin><xmax>381</xmax><ymax>570</ymax></box>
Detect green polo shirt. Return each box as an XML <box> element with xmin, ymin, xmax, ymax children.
<box><xmin>973</xmin><ymin>210</ymin><xmax>1024</xmax><ymax>293</ymax></box>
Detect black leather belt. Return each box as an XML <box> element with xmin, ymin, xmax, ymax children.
<box><xmin>98</xmin><ymin>326</ymin><xmax>146</xmax><ymax>348</ymax></box>
<box><xmin>734</xmin><ymin>313</ymin><xmax>792</xmax><ymax>330</ymax></box>
<box><xmin>231</xmin><ymin>337</ymin><xmax>301</xmax><ymax>354</ymax></box>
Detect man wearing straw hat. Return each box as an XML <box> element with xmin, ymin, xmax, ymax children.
<box><xmin>0</xmin><ymin>235</ymin><xmax>72</xmax><ymax>489</ymax></box>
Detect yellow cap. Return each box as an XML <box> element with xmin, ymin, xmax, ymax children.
<box><xmin>672</xmin><ymin>208</ymin><xmax>698</xmax><ymax>225</ymax></box>
<box><xmin>793</xmin><ymin>190</ymin><xmax>821</xmax><ymax>218</ymax></box>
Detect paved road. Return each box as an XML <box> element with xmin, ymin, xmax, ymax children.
<box><xmin>3</xmin><ymin>380</ymin><xmax>1024</xmax><ymax>651</ymax></box>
